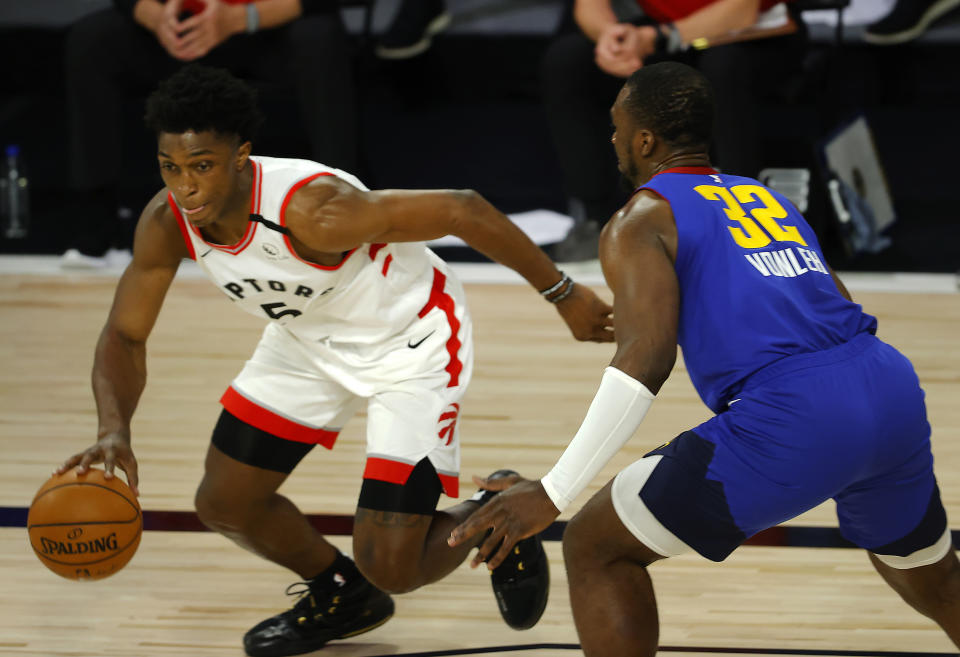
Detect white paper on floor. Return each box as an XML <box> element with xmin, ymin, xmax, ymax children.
<box><xmin>427</xmin><ymin>208</ymin><xmax>574</xmax><ymax>248</ymax></box>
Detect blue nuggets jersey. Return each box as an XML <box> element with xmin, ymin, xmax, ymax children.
<box><xmin>641</xmin><ymin>167</ymin><xmax>878</xmax><ymax>413</ymax></box>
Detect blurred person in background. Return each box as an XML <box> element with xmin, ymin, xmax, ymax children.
<box><xmin>62</xmin><ymin>0</ymin><xmax>357</xmax><ymax>268</ymax></box>
<box><xmin>543</xmin><ymin>0</ymin><xmax>806</xmax><ymax>262</ymax></box>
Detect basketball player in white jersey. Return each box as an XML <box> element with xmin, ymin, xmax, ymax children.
<box><xmin>56</xmin><ymin>65</ymin><xmax>614</xmax><ymax>657</ymax></box>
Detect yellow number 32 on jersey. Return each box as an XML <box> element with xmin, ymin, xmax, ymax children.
<box><xmin>694</xmin><ymin>184</ymin><xmax>808</xmax><ymax>250</ymax></box>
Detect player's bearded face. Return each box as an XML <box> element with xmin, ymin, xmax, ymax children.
<box><xmin>157</xmin><ymin>130</ymin><xmax>244</xmax><ymax>226</ymax></box>
<box><xmin>611</xmin><ymin>102</ymin><xmax>640</xmax><ymax>187</ymax></box>
<box><xmin>613</xmin><ymin>132</ymin><xmax>641</xmax><ymax>191</ymax></box>
<box><xmin>619</xmin><ymin>140</ymin><xmax>640</xmax><ymax>190</ymax></box>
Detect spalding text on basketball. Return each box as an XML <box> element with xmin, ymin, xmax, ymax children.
<box><xmin>39</xmin><ymin>533</ymin><xmax>119</xmax><ymax>555</ymax></box>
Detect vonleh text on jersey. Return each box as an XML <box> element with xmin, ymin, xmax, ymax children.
<box><xmin>743</xmin><ymin>246</ymin><xmax>829</xmax><ymax>279</ymax></box>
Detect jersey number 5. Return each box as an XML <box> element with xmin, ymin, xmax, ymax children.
<box><xmin>694</xmin><ymin>184</ymin><xmax>807</xmax><ymax>249</ymax></box>
<box><xmin>260</xmin><ymin>302</ymin><xmax>302</xmax><ymax>320</ymax></box>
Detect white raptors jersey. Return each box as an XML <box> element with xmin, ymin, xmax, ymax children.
<box><xmin>168</xmin><ymin>156</ymin><xmax>457</xmax><ymax>350</ymax></box>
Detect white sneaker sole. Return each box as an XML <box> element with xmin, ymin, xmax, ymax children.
<box><xmin>375</xmin><ymin>11</ymin><xmax>452</xmax><ymax>60</ymax></box>
<box><xmin>863</xmin><ymin>0</ymin><xmax>960</xmax><ymax>44</ymax></box>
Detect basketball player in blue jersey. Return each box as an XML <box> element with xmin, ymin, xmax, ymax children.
<box><xmin>450</xmin><ymin>61</ymin><xmax>960</xmax><ymax>654</ymax></box>
<box><xmin>55</xmin><ymin>66</ymin><xmax>614</xmax><ymax>657</ymax></box>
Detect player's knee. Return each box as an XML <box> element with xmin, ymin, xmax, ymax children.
<box><xmin>352</xmin><ymin>524</ymin><xmax>426</xmax><ymax>593</ymax></box>
<box><xmin>875</xmin><ymin>550</ymin><xmax>960</xmax><ymax>620</ymax></box>
<box><xmin>354</xmin><ymin>545</ymin><xmax>423</xmax><ymax>594</ymax></box>
<box><xmin>562</xmin><ymin>507</ymin><xmax>605</xmax><ymax>569</ymax></box>
<box><xmin>919</xmin><ymin>558</ymin><xmax>960</xmax><ymax>617</ymax></box>
<box><xmin>194</xmin><ymin>479</ymin><xmax>255</xmax><ymax>534</ymax></box>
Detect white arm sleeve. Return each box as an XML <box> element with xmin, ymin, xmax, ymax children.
<box><xmin>540</xmin><ymin>366</ymin><xmax>655</xmax><ymax>512</ymax></box>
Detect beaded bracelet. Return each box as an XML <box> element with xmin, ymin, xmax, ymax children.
<box><xmin>539</xmin><ymin>273</ymin><xmax>569</xmax><ymax>298</ymax></box>
<box><xmin>547</xmin><ymin>279</ymin><xmax>575</xmax><ymax>303</ymax></box>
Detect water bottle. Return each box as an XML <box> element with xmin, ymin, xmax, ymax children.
<box><xmin>1</xmin><ymin>145</ymin><xmax>30</xmax><ymax>239</ymax></box>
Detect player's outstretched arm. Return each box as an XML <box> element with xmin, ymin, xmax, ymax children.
<box><xmin>449</xmin><ymin>192</ymin><xmax>681</xmax><ymax>567</ymax></box>
<box><xmin>56</xmin><ymin>191</ymin><xmax>188</xmax><ymax>494</ymax></box>
<box><xmin>600</xmin><ymin>192</ymin><xmax>680</xmax><ymax>389</ymax></box>
<box><xmin>284</xmin><ymin>177</ymin><xmax>614</xmax><ymax>342</ymax></box>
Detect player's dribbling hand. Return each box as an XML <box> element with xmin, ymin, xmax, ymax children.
<box><xmin>448</xmin><ymin>475</ymin><xmax>560</xmax><ymax>570</ymax></box>
<box><xmin>55</xmin><ymin>433</ymin><xmax>140</xmax><ymax>497</ymax></box>
<box><xmin>556</xmin><ymin>283</ymin><xmax>615</xmax><ymax>342</ymax></box>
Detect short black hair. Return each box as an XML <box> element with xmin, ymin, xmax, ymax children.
<box><xmin>622</xmin><ymin>62</ymin><xmax>714</xmax><ymax>150</ymax></box>
<box><xmin>144</xmin><ymin>65</ymin><xmax>264</xmax><ymax>143</ymax></box>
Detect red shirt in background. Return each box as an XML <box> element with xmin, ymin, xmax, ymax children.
<box><xmin>637</xmin><ymin>0</ymin><xmax>787</xmax><ymax>23</ymax></box>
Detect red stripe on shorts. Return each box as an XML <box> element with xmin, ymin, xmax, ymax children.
<box><xmin>438</xmin><ymin>472</ymin><xmax>459</xmax><ymax>498</ymax></box>
<box><xmin>363</xmin><ymin>457</ymin><xmax>459</xmax><ymax>498</ymax></box>
<box><xmin>417</xmin><ymin>268</ymin><xmax>463</xmax><ymax>388</ymax></box>
<box><xmin>364</xmin><ymin>457</ymin><xmax>414</xmax><ymax>484</ymax></box>
<box><xmin>220</xmin><ymin>386</ymin><xmax>339</xmax><ymax>448</ymax></box>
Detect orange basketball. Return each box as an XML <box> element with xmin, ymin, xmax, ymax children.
<box><xmin>27</xmin><ymin>468</ymin><xmax>142</xmax><ymax>580</ymax></box>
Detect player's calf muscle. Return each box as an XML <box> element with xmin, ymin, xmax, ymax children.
<box><xmin>354</xmin><ymin>508</ymin><xmax>431</xmax><ymax>528</ymax></box>
<box><xmin>353</xmin><ymin>509</ymin><xmax>433</xmax><ymax>593</ymax></box>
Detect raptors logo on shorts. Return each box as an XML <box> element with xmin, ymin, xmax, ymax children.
<box><xmin>438</xmin><ymin>404</ymin><xmax>460</xmax><ymax>446</ymax></box>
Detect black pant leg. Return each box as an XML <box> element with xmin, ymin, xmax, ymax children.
<box><xmin>64</xmin><ymin>8</ymin><xmax>178</xmax><ymax>192</ymax></box>
<box><xmin>282</xmin><ymin>13</ymin><xmax>358</xmax><ymax>172</ymax></box>
<box><xmin>223</xmin><ymin>14</ymin><xmax>358</xmax><ymax>172</ymax></box>
<box><xmin>695</xmin><ymin>43</ymin><xmax>762</xmax><ymax>178</ymax></box>
<box><xmin>64</xmin><ymin>8</ymin><xmax>179</xmax><ymax>252</ymax></box>
<box><xmin>695</xmin><ymin>30</ymin><xmax>807</xmax><ymax>178</ymax></box>
<box><xmin>541</xmin><ymin>32</ymin><xmax>627</xmax><ymax>224</ymax></box>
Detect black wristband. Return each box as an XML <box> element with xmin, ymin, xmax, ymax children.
<box><xmin>654</xmin><ymin>24</ymin><xmax>669</xmax><ymax>54</ymax></box>
<box><xmin>662</xmin><ymin>22</ymin><xmax>688</xmax><ymax>54</ymax></box>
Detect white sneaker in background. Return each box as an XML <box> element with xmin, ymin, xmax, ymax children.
<box><xmin>60</xmin><ymin>248</ymin><xmax>107</xmax><ymax>270</ymax></box>
<box><xmin>105</xmin><ymin>248</ymin><xmax>132</xmax><ymax>269</ymax></box>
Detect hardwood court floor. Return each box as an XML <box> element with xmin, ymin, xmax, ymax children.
<box><xmin>1</xmin><ymin>265</ymin><xmax>958</xmax><ymax>656</ymax></box>
<box><xmin>2</xmin><ymin>531</ymin><xmax>955</xmax><ymax>656</ymax></box>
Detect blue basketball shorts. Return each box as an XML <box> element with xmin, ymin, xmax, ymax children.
<box><xmin>611</xmin><ymin>333</ymin><xmax>952</xmax><ymax>567</ymax></box>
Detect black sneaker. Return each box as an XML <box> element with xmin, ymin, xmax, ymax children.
<box><xmin>864</xmin><ymin>0</ymin><xmax>960</xmax><ymax>45</ymax></box>
<box><xmin>243</xmin><ymin>577</ymin><xmax>394</xmax><ymax>657</ymax></box>
<box><xmin>375</xmin><ymin>0</ymin><xmax>451</xmax><ymax>59</ymax></box>
<box><xmin>490</xmin><ymin>531</ymin><xmax>550</xmax><ymax>630</ymax></box>
<box><xmin>476</xmin><ymin>470</ymin><xmax>551</xmax><ymax>630</ymax></box>
<box><xmin>552</xmin><ymin>221</ymin><xmax>602</xmax><ymax>263</ymax></box>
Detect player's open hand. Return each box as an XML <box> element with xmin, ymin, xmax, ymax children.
<box><xmin>55</xmin><ymin>433</ymin><xmax>140</xmax><ymax>496</ymax></box>
<box><xmin>556</xmin><ymin>283</ymin><xmax>615</xmax><ymax>342</ymax></box>
<box><xmin>448</xmin><ymin>475</ymin><xmax>560</xmax><ymax>570</ymax></box>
